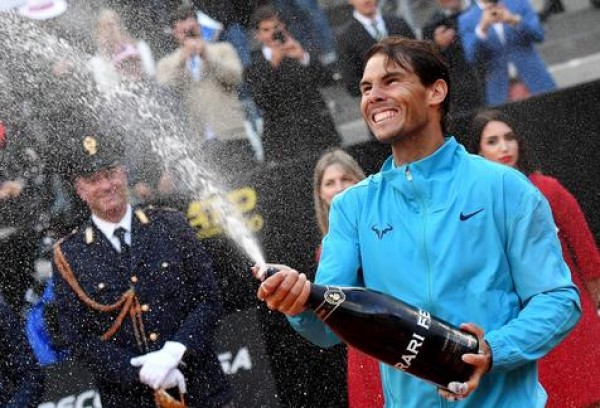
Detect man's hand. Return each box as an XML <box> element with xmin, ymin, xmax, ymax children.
<box><xmin>438</xmin><ymin>323</ymin><xmax>491</xmax><ymax>402</ymax></box>
<box><xmin>269</xmin><ymin>43</ymin><xmax>286</xmax><ymax>68</ymax></box>
<box><xmin>130</xmin><ymin>341</ymin><xmax>187</xmax><ymax>390</ymax></box>
<box><xmin>478</xmin><ymin>5</ymin><xmax>502</xmax><ymax>33</ymax></box>
<box><xmin>281</xmin><ymin>37</ymin><xmax>306</xmax><ymax>62</ymax></box>
<box><xmin>433</xmin><ymin>25</ymin><xmax>456</xmax><ymax>49</ymax></box>
<box><xmin>182</xmin><ymin>37</ymin><xmax>205</xmax><ymax>59</ymax></box>
<box><xmin>159</xmin><ymin>368</ymin><xmax>187</xmax><ymax>394</ymax></box>
<box><xmin>252</xmin><ymin>264</ymin><xmax>311</xmax><ymax>316</ymax></box>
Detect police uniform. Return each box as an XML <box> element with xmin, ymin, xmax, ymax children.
<box><xmin>52</xmin><ymin>132</ymin><xmax>232</xmax><ymax>408</ymax></box>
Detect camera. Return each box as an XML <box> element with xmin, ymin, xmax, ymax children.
<box><xmin>272</xmin><ymin>30</ymin><xmax>286</xmax><ymax>43</ymax></box>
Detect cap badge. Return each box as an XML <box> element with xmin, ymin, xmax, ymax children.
<box><xmin>83</xmin><ymin>136</ymin><xmax>98</xmax><ymax>156</ymax></box>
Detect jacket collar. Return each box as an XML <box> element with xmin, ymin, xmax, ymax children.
<box><xmin>379</xmin><ymin>137</ymin><xmax>465</xmax><ymax>210</ymax></box>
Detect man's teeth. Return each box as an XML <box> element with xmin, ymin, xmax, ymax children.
<box><xmin>373</xmin><ymin>110</ymin><xmax>397</xmax><ymax>123</ymax></box>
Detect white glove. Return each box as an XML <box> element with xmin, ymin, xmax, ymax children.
<box><xmin>130</xmin><ymin>341</ymin><xmax>187</xmax><ymax>390</ymax></box>
<box><xmin>160</xmin><ymin>368</ymin><xmax>187</xmax><ymax>394</ymax></box>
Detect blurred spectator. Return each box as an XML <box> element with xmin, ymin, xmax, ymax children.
<box><xmin>0</xmin><ymin>292</ymin><xmax>45</xmax><ymax>407</ymax></box>
<box><xmin>468</xmin><ymin>109</ymin><xmax>600</xmax><ymax>408</ymax></box>
<box><xmin>245</xmin><ymin>5</ymin><xmax>341</xmax><ymax>163</ymax></box>
<box><xmin>459</xmin><ymin>0</ymin><xmax>556</xmax><ymax>106</ymax></box>
<box><xmin>422</xmin><ymin>0</ymin><xmax>484</xmax><ymax>115</ymax></box>
<box><xmin>157</xmin><ymin>2</ymin><xmax>257</xmax><ymax>162</ymax></box>
<box><xmin>88</xmin><ymin>8</ymin><xmax>156</xmax><ymax>93</ymax></box>
<box><xmin>379</xmin><ymin>0</ymin><xmax>418</xmax><ymax>32</ymax></box>
<box><xmin>277</xmin><ymin>0</ymin><xmax>338</xmax><ymax>65</ymax></box>
<box><xmin>0</xmin><ymin>120</ymin><xmax>55</xmax><ymax>314</ymax></box>
<box><xmin>87</xmin><ymin>9</ymin><xmax>171</xmax><ymax>203</ymax></box>
<box><xmin>312</xmin><ymin>149</ymin><xmax>382</xmax><ymax>408</ymax></box>
<box><xmin>262</xmin><ymin>0</ymin><xmax>337</xmax><ymax>66</ymax></box>
<box><xmin>337</xmin><ymin>0</ymin><xmax>415</xmax><ymax>97</ymax></box>
<box><xmin>194</xmin><ymin>0</ymin><xmax>265</xmax><ymax>161</ymax></box>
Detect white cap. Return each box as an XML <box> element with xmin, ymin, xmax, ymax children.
<box><xmin>18</xmin><ymin>0</ymin><xmax>67</xmax><ymax>20</ymax></box>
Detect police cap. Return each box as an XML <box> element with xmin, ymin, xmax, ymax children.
<box><xmin>63</xmin><ymin>129</ymin><xmax>124</xmax><ymax>179</ymax></box>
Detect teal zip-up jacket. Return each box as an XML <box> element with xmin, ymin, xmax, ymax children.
<box><xmin>289</xmin><ymin>137</ymin><xmax>581</xmax><ymax>407</ymax></box>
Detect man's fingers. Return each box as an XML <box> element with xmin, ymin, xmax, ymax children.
<box><xmin>265</xmin><ymin>271</ymin><xmax>301</xmax><ymax>310</ymax></box>
<box><xmin>257</xmin><ymin>271</ymin><xmax>287</xmax><ymax>300</ymax></box>
<box><xmin>277</xmin><ymin>273</ymin><xmax>308</xmax><ymax>314</ymax></box>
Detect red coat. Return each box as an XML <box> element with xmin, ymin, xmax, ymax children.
<box><xmin>347</xmin><ymin>347</ymin><xmax>384</xmax><ymax>408</ymax></box>
<box><xmin>531</xmin><ymin>174</ymin><xmax>600</xmax><ymax>408</ymax></box>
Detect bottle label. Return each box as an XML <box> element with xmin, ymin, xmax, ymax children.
<box><xmin>314</xmin><ymin>287</ymin><xmax>345</xmax><ymax>321</ymax></box>
<box><xmin>394</xmin><ymin>309</ymin><xmax>431</xmax><ymax>371</ymax></box>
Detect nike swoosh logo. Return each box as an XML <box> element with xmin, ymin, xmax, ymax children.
<box><xmin>460</xmin><ymin>208</ymin><xmax>484</xmax><ymax>221</ymax></box>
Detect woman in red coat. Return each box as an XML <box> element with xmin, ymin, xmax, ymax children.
<box><xmin>469</xmin><ymin>110</ymin><xmax>600</xmax><ymax>408</ymax></box>
<box><xmin>313</xmin><ymin>149</ymin><xmax>384</xmax><ymax>408</ymax></box>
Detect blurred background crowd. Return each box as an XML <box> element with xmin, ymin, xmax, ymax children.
<box><xmin>0</xmin><ymin>0</ymin><xmax>599</xmax><ymax>406</ymax></box>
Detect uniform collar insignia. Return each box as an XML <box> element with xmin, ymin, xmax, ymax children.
<box><xmin>85</xmin><ymin>226</ymin><xmax>94</xmax><ymax>244</ymax></box>
<box><xmin>135</xmin><ymin>209</ymin><xmax>149</xmax><ymax>224</ymax></box>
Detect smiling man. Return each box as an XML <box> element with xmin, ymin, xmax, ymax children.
<box><xmin>52</xmin><ymin>129</ymin><xmax>232</xmax><ymax>408</ymax></box>
<box><xmin>254</xmin><ymin>38</ymin><xmax>581</xmax><ymax>407</ymax></box>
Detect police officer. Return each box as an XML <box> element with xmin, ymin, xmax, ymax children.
<box><xmin>52</xmin><ymin>128</ymin><xmax>233</xmax><ymax>408</ymax></box>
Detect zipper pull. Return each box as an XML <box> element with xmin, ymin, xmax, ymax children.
<box><xmin>405</xmin><ymin>165</ymin><xmax>413</xmax><ymax>181</ymax></box>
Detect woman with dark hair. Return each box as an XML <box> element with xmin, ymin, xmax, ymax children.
<box><xmin>313</xmin><ymin>149</ymin><xmax>384</xmax><ymax>408</ymax></box>
<box><xmin>468</xmin><ymin>109</ymin><xmax>600</xmax><ymax>408</ymax></box>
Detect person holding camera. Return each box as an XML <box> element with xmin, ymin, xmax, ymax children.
<box><xmin>422</xmin><ymin>0</ymin><xmax>484</xmax><ymax>115</ymax></box>
<box><xmin>458</xmin><ymin>0</ymin><xmax>556</xmax><ymax>106</ymax></box>
<box><xmin>156</xmin><ymin>2</ymin><xmax>248</xmax><ymax>161</ymax></box>
<box><xmin>245</xmin><ymin>5</ymin><xmax>341</xmax><ymax>163</ymax></box>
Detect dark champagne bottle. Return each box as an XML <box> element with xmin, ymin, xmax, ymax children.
<box><xmin>263</xmin><ymin>268</ymin><xmax>478</xmax><ymax>391</ymax></box>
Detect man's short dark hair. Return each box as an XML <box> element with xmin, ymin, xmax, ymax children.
<box><xmin>251</xmin><ymin>5</ymin><xmax>281</xmax><ymax>29</ymax></box>
<box><xmin>365</xmin><ymin>37</ymin><xmax>452</xmax><ymax>132</ymax></box>
<box><xmin>170</xmin><ymin>1</ymin><xmax>196</xmax><ymax>26</ymax></box>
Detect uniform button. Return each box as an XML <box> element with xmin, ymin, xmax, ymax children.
<box><xmin>149</xmin><ymin>332</ymin><xmax>158</xmax><ymax>342</ymax></box>
<box><xmin>141</xmin><ymin>304</ymin><xmax>150</xmax><ymax>312</ymax></box>
<box><xmin>130</xmin><ymin>276</ymin><xmax>139</xmax><ymax>283</ymax></box>
<box><xmin>97</xmin><ymin>283</ymin><xmax>106</xmax><ymax>290</ymax></box>
<box><xmin>161</xmin><ymin>262</ymin><xmax>169</xmax><ymax>268</ymax></box>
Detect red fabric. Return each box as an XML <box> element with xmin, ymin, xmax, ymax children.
<box><xmin>347</xmin><ymin>347</ymin><xmax>384</xmax><ymax>408</ymax></box>
<box><xmin>531</xmin><ymin>174</ymin><xmax>600</xmax><ymax>408</ymax></box>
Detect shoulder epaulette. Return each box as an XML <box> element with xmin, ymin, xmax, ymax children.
<box><xmin>53</xmin><ymin>228</ymin><xmax>80</xmax><ymax>249</ymax></box>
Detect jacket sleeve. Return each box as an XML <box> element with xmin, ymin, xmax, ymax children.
<box><xmin>169</xmin><ymin>212</ymin><xmax>223</xmax><ymax>357</ymax></box>
<box><xmin>156</xmin><ymin>48</ymin><xmax>188</xmax><ymax>88</ymax></box>
<box><xmin>485</xmin><ymin>176</ymin><xmax>581</xmax><ymax>373</ymax></box>
<box><xmin>53</xmin><ymin>262</ymin><xmax>141</xmax><ymax>385</ymax></box>
<box><xmin>288</xmin><ymin>191</ymin><xmax>362</xmax><ymax>347</ymax></box>
<box><xmin>458</xmin><ymin>10</ymin><xmax>493</xmax><ymax>66</ymax></box>
<box><xmin>510</xmin><ymin>0</ymin><xmax>545</xmax><ymax>43</ymax></box>
<box><xmin>204</xmin><ymin>42</ymin><xmax>243</xmax><ymax>90</ymax></box>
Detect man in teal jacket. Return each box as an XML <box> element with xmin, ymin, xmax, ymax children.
<box><xmin>254</xmin><ymin>37</ymin><xmax>581</xmax><ymax>407</ymax></box>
